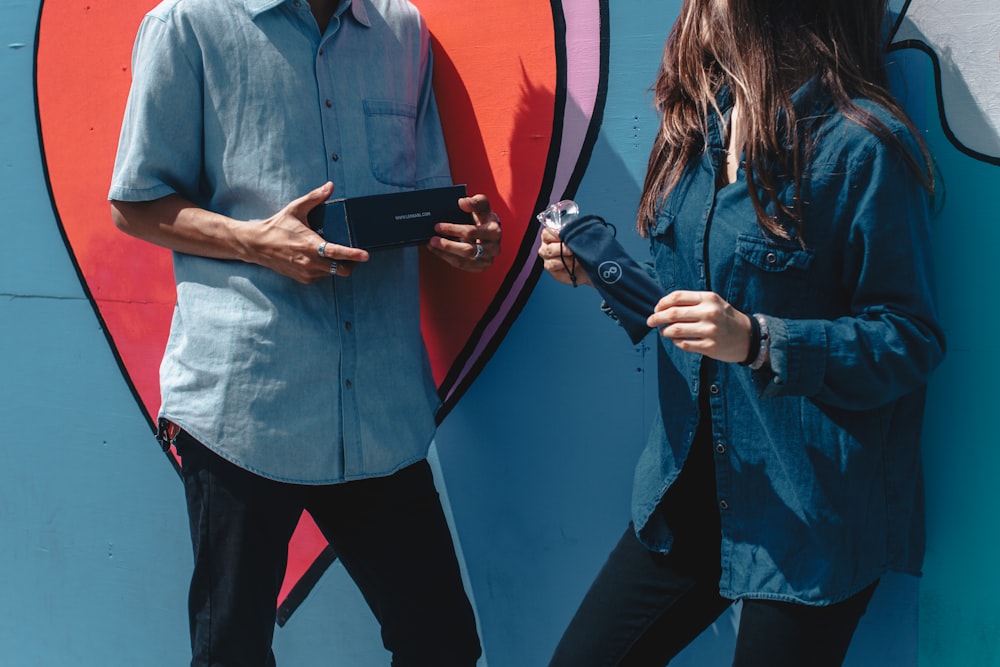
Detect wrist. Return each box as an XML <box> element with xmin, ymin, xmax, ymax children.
<box><xmin>749</xmin><ymin>313</ymin><xmax>770</xmax><ymax>370</ymax></box>
<box><xmin>739</xmin><ymin>312</ymin><xmax>761</xmax><ymax>366</ymax></box>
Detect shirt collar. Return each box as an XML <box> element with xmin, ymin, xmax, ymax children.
<box><xmin>709</xmin><ymin>76</ymin><xmax>831</xmax><ymax>146</ymax></box>
<box><xmin>349</xmin><ymin>0</ymin><xmax>372</xmax><ymax>27</ymax></box>
<box><xmin>244</xmin><ymin>0</ymin><xmax>371</xmax><ymax>27</ymax></box>
<box><xmin>245</xmin><ymin>0</ymin><xmax>284</xmax><ymax>16</ymax></box>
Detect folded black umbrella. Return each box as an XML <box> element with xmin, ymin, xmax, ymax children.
<box><xmin>558</xmin><ymin>214</ymin><xmax>665</xmax><ymax>344</ymax></box>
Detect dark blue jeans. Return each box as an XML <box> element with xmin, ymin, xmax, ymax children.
<box><xmin>549</xmin><ymin>422</ymin><xmax>877</xmax><ymax>667</ymax></box>
<box><xmin>174</xmin><ymin>430</ymin><xmax>481</xmax><ymax>667</ymax></box>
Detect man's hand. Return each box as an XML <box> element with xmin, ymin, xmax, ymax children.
<box><xmin>247</xmin><ymin>182</ymin><xmax>369</xmax><ymax>284</ymax></box>
<box><xmin>426</xmin><ymin>194</ymin><xmax>501</xmax><ymax>272</ymax></box>
<box><xmin>111</xmin><ymin>182</ymin><xmax>369</xmax><ymax>285</ymax></box>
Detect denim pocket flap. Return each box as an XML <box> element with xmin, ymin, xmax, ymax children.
<box><xmin>650</xmin><ymin>209</ymin><xmax>676</xmax><ymax>237</ymax></box>
<box><xmin>735</xmin><ymin>234</ymin><xmax>813</xmax><ymax>273</ymax></box>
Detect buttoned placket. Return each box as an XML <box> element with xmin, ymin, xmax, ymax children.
<box><xmin>334</xmin><ymin>274</ymin><xmax>361</xmax><ymax>475</ymax></box>
<box><xmin>313</xmin><ymin>14</ymin><xmax>360</xmax><ymax>474</ymax></box>
<box><xmin>315</xmin><ymin>18</ymin><xmax>345</xmax><ymax>188</ymax></box>
<box><xmin>702</xmin><ymin>118</ymin><xmax>738</xmax><ymax>590</ymax></box>
<box><xmin>707</xmin><ymin>373</ymin><xmax>737</xmax><ymax>591</ymax></box>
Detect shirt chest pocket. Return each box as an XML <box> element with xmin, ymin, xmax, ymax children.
<box><xmin>728</xmin><ymin>234</ymin><xmax>814</xmax><ymax>315</ymax></box>
<box><xmin>364</xmin><ymin>100</ymin><xmax>418</xmax><ymax>188</ymax></box>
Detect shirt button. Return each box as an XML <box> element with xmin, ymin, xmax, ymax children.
<box><xmin>766</xmin><ymin>252</ymin><xmax>777</xmax><ymax>264</ymax></box>
<box><xmin>344</xmin><ymin>321</ymin><xmax>352</xmax><ymax>331</ymax></box>
<box><xmin>345</xmin><ymin>379</ymin><xmax>352</xmax><ymax>389</ymax></box>
<box><xmin>715</xmin><ymin>443</ymin><xmax>726</xmax><ymax>454</ymax></box>
<box><xmin>319</xmin><ymin>48</ymin><xmax>324</xmax><ymax>56</ymax></box>
<box><xmin>709</xmin><ymin>384</ymin><xmax>720</xmax><ymax>395</ymax></box>
<box><xmin>325</xmin><ymin>99</ymin><xmax>332</xmax><ymax>108</ymax></box>
<box><xmin>331</xmin><ymin>153</ymin><xmax>339</xmax><ymax>162</ymax></box>
<box><xmin>719</xmin><ymin>500</ymin><xmax>729</xmax><ymax>510</ymax></box>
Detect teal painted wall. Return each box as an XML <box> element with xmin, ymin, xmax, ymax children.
<box><xmin>903</xmin><ymin>57</ymin><xmax>1000</xmax><ymax>667</ymax></box>
<box><xmin>1</xmin><ymin>1</ymin><xmax>996</xmax><ymax>665</ymax></box>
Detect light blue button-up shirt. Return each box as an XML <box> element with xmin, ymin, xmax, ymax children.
<box><xmin>109</xmin><ymin>0</ymin><xmax>453</xmax><ymax>483</ymax></box>
<box><xmin>634</xmin><ymin>81</ymin><xmax>945</xmax><ymax>604</ymax></box>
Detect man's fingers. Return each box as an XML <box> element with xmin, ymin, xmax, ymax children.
<box><xmin>318</xmin><ymin>240</ymin><xmax>369</xmax><ymax>263</ymax></box>
<box><xmin>459</xmin><ymin>194</ymin><xmax>491</xmax><ymax>218</ymax></box>
<box><xmin>290</xmin><ymin>182</ymin><xmax>334</xmax><ymax>218</ymax></box>
<box><xmin>435</xmin><ymin>221</ymin><xmax>477</xmax><ymax>241</ymax></box>
<box><xmin>328</xmin><ymin>247</ymin><xmax>370</xmax><ymax>263</ymax></box>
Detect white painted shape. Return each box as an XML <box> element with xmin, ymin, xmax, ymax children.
<box><xmin>894</xmin><ymin>0</ymin><xmax>1000</xmax><ymax>158</ymax></box>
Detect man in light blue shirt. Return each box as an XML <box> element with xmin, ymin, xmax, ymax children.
<box><xmin>109</xmin><ymin>0</ymin><xmax>501</xmax><ymax>664</ymax></box>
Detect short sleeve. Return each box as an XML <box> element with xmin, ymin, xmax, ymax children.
<box><xmin>108</xmin><ymin>9</ymin><xmax>205</xmax><ymax>203</ymax></box>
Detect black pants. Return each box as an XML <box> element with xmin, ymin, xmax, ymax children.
<box><xmin>175</xmin><ymin>430</ymin><xmax>481</xmax><ymax>667</ymax></box>
<box><xmin>550</xmin><ymin>420</ymin><xmax>877</xmax><ymax>667</ymax></box>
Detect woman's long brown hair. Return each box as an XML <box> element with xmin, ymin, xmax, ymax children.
<box><xmin>637</xmin><ymin>0</ymin><xmax>933</xmax><ymax>240</ymax></box>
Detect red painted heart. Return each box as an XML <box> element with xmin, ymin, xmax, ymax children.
<box><xmin>36</xmin><ymin>0</ymin><xmax>607</xmax><ymax>620</ymax></box>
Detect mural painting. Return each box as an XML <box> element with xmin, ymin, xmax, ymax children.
<box><xmin>0</xmin><ymin>0</ymin><xmax>996</xmax><ymax>664</ymax></box>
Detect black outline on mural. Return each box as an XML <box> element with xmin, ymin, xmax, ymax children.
<box><xmin>888</xmin><ymin>0</ymin><xmax>1000</xmax><ymax>166</ymax></box>
<box><xmin>31</xmin><ymin>3</ymin><xmax>172</xmax><ymax>453</ymax></box>
<box><xmin>435</xmin><ymin>0</ymin><xmax>611</xmax><ymax>422</ymax></box>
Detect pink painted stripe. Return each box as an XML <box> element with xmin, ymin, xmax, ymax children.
<box><xmin>443</xmin><ymin>0</ymin><xmax>602</xmax><ymax>403</ymax></box>
<box><xmin>553</xmin><ymin>0</ymin><xmax>603</xmax><ymax>200</ymax></box>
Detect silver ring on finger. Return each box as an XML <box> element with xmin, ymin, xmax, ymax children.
<box><xmin>472</xmin><ymin>242</ymin><xmax>484</xmax><ymax>261</ymax></box>
<box><xmin>318</xmin><ymin>241</ymin><xmax>327</xmax><ymax>258</ymax></box>
<box><xmin>329</xmin><ymin>259</ymin><xmax>338</xmax><ymax>275</ymax></box>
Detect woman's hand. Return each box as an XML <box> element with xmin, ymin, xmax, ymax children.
<box><xmin>537</xmin><ymin>228</ymin><xmax>592</xmax><ymax>287</ymax></box>
<box><xmin>647</xmin><ymin>290</ymin><xmax>753</xmax><ymax>363</ymax></box>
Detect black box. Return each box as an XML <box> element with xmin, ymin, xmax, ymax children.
<box><xmin>307</xmin><ymin>184</ymin><xmax>472</xmax><ymax>251</ymax></box>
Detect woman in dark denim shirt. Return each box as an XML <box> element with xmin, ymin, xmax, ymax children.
<box><xmin>539</xmin><ymin>0</ymin><xmax>945</xmax><ymax>665</ymax></box>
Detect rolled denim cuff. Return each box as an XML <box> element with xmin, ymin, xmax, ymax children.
<box><xmin>758</xmin><ymin>316</ymin><xmax>827</xmax><ymax>398</ymax></box>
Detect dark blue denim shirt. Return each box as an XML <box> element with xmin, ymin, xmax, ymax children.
<box><xmin>633</xmin><ymin>82</ymin><xmax>946</xmax><ymax>604</ymax></box>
